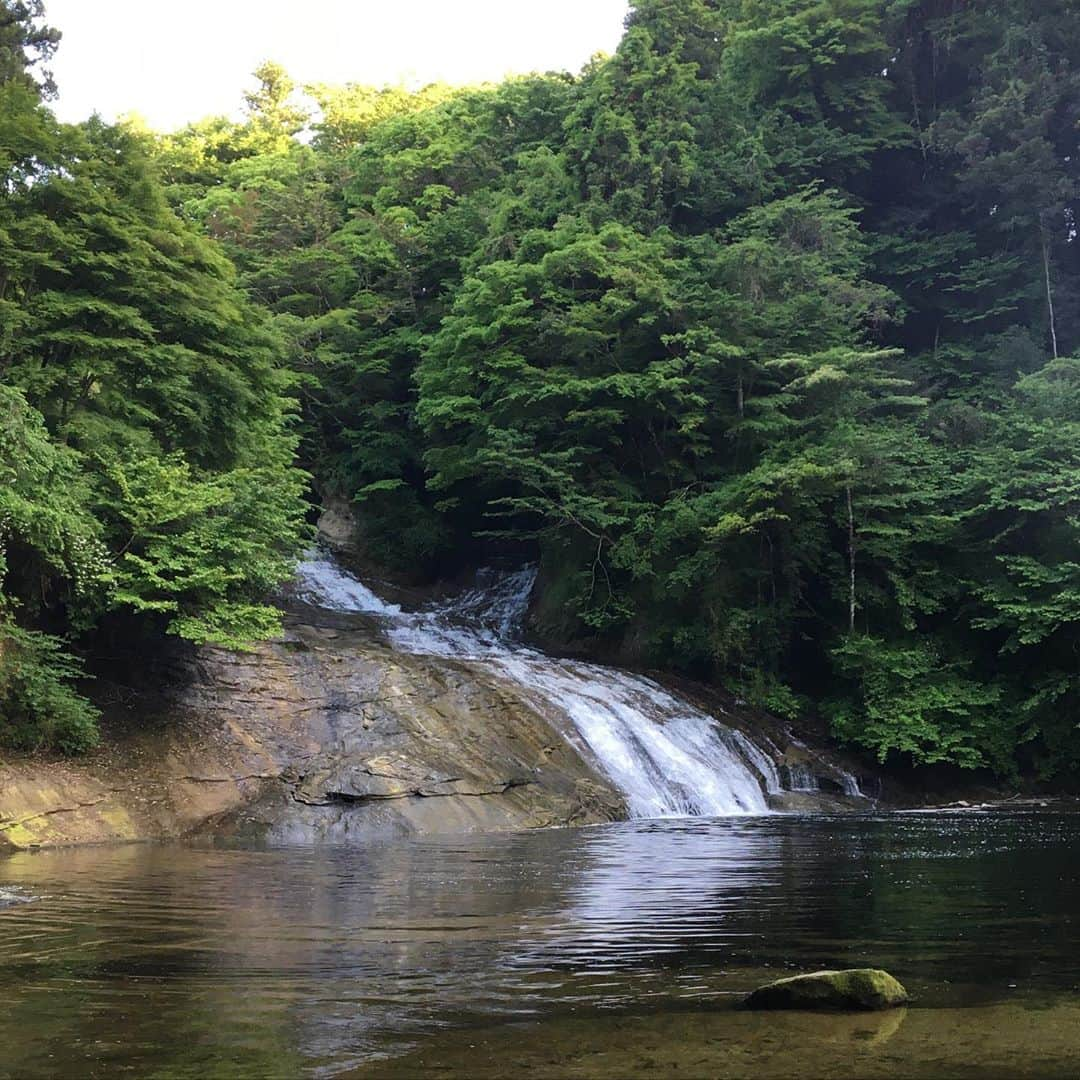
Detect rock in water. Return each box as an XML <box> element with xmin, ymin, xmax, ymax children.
<box><xmin>744</xmin><ymin>969</ymin><xmax>909</xmax><ymax>1011</ymax></box>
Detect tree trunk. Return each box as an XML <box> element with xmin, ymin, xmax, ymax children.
<box><xmin>1042</xmin><ymin>228</ymin><xmax>1059</xmax><ymax>360</ymax></box>
<box><xmin>846</xmin><ymin>484</ymin><xmax>856</xmax><ymax>634</ymax></box>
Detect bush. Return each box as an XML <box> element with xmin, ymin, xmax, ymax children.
<box><xmin>0</xmin><ymin>620</ymin><xmax>99</xmax><ymax>754</ymax></box>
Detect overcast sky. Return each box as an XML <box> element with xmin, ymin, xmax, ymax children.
<box><xmin>45</xmin><ymin>1</ymin><xmax>630</xmax><ymax>131</ymax></box>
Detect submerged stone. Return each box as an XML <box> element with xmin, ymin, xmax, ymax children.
<box><xmin>744</xmin><ymin>969</ymin><xmax>909</xmax><ymax>1011</ymax></box>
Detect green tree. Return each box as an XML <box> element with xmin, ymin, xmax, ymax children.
<box><xmin>0</xmin><ymin>11</ymin><xmax>309</xmax><ymax>750</ymax></box>
<box><xmin>0</xmin><ymin>0</ymin><xmax>59</xmax><ymax>94</ymax></box>
<box><xmin>76</xmin><ymin>0</ymin><xmax>1080</xmax><ymax>779</ymax></box>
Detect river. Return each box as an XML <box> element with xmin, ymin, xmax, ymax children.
<box><xmin>2</xmin><ymin>811</ymin><xmax>1080</xmax><ymax>1077</ymax></box>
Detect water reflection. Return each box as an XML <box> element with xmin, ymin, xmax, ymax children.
<box><xmin>514</xmin><ymin>820</ymin><xmax>784</xmax><ymax>980</ymax></box>
<box><xmin>0</xmin><ymin>814</ymin><xmax>1078</xmax><ymax>1077</ymax></box>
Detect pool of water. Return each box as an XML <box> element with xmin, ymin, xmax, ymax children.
<box><xmin>1</xmin><ymin>812</ymin><xmax>1079</xmax><ymax>1077</ymax></box>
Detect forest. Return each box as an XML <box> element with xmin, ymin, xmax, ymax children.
<box><xmin>2</xmin><ymin>0</ymin><xmax>1079</xmax><ymax>779</ymax></box>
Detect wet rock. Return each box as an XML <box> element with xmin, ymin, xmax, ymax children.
<box><xmin>744</xmin><ymin>969</ymin><xmax>909</xmax><ymax>1011</ymax></box>
<box><xmin>767</xmin><ymin>791</ymin><xmax>858</xmax><ymax>813</ymax></box>
<box><xmin>0</xmin><ymin>618</ymin><xmax>628</xmax><ymax>851</ymax></box>
<box><xmin>316</xmin><ymin>496</ymin><xmax>360</xmax><ymax>551</ymax></box>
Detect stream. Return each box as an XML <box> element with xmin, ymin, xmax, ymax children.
<box><xmin>2</xmin><ymin>813</ymin><xmax>1080</xmax><ymax>1076</ymax></box>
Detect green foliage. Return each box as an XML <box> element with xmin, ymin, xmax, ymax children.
<box><xmin>827</xmin><ymin>634</ymin><xmax>1006</xmax><ymax>770</ymax></box>
<box><xmin>96</xmin><ymin>439</ymin><xmax>308</xmax><ymax>650</ymax></box>
<box><xmin>0</xmin><ymin>385</ymin><xmax>106</xmax><ymax>606</ymax></box>
<box><xmin>13</xmin><ymin>0</ymin><xmax>1080</xmax><ymax>779</ymax></box>
<box><xmin>0</xmin><ymin>387</ymin><xmax>107</xmax><ymax>752</ymax></box>
<box><xmin>0</xmin><ymin>0</ymin><xmax>59</xmax><ymax>95</ymax></box>
<box><xmin>0</xmin><ymin>9</ymin><xmax>309</xmax><ymax>752</ymax></box>
<box><xmin>0</xmin><ymin>619</ymin><xmax>98</xmax><ymax>754</ymax></box>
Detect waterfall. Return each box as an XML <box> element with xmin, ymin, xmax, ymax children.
<box><xmin>785</xmin><ymin>763</ymin><xmax>820</xmax><ymax>792</ymax></box>
<box><xmin>295</xmin><ymin>554</ymin><xmax>776</xmax><ymax>817</ymax></box>
<box><xmin>782</xmin><ymin>738</ymin><xmax>866</xmax><ymax>799</ymax></box>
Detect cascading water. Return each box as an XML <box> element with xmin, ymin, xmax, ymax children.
<box><xmin>780</xmin><ymin>738</ymin><xmax>865</xmax><ymax>798</ymax></box>
<box><xmin>785</xmin><ymin>763</ymin><xmax>820</xmax><ymax>792</ymax></box>
<box><xmin>295</xmin><ymin>554</ymin><xmax>781</xmax><ymax>817</ymax></box>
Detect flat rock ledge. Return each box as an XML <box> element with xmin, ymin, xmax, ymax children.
<box><xmin>744</xmin><ymin>969</ymin><xmax>909</xmax><ymax>1011</ymax></box>
<box><xmin>0</xmin><ymin>621</ymin><xmax>628</xmax><ymax>852</ymax></box>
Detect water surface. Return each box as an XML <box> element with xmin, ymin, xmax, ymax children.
<box><xmin>1</xmin><ymin>812</ymin><xmax>1079</xmax><ymax>1077</ymax></box>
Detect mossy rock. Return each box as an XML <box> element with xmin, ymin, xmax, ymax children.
<box><xmin>744</xmin><ymin>969</ymin><xmax>909</xmax><ymax>1011</ymax></box>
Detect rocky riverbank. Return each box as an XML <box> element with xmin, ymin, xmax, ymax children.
<box><xmin>1</xmin><ymin>544</ymin><xmax>883</xmax><ymax>854</ymax></box>
<box><xmin>0</xmin><ymin>614</ymin><xmax>626</xmax><ymax>853</ymax></box>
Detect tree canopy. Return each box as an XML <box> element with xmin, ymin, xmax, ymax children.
<box><xmin>5</xmin><ymin>0</ymin><xmax>1080</xmax><ymax>779</ymax></box>
<box><xmin>0</xmin><ymin>2</ymin><xmax>309</xmax><ymax>750</ymax></box>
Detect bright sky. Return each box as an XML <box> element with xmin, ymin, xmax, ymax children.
<box><xmin>47</xmin><ymin>0</ymin><xmax>630</xmax><ymax>132</ymax></box>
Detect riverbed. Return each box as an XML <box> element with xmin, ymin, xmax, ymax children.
<box><xmin>1</xmin><ymin>812</ymin><xmax>1078</xmax><ymax>1077</ymax></box>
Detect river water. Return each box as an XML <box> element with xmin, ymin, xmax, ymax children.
<box><xmin>2</xmin><ymin>812</ymin><xmax>1080</xmax><ymax>1077</ymax></box>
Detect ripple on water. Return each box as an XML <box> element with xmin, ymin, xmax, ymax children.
<box><xmin>0</xmin><ymin>887</ymin><xmax>36</xmax><ymax>909</ymax></box>
<box><xmin>0</xmin><ymin>813</ymin><xmax>1078</xmax><ymax>1077</ymax></box>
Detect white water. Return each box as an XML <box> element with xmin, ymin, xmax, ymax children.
<box><xmin>0</xmin><ymin>888</ymin><xmax>35</xmax><ymax>907</ymax></box>
<box><xmin>784</xmin><ymin>738</ymin><xmax>864</xmax><ymax>797</ymax></box>
<box><xmin>295</xmin><ymin>555</ymin><xmax>780</xmax><ymax>817</ymax></box>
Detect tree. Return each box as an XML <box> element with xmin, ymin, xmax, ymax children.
<box><xmin>243</xmin><ymin>60</ymin><xmax>309</xmax><ymax>146</ymax></box>
<box><xmin>0</xmin><ymin>30</ymin><xmax>309</xmax><ymax>750</ymax></box>
<box><xmin>0</xmin><ymin>0</ymin><xmax>59</xmax><ymax>95</ymax></box>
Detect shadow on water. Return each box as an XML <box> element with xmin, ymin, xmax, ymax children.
<box><xmin>1</xmin><ymin>812</ymin><xmax>1079</xmax><ymax>1077</ymax></box>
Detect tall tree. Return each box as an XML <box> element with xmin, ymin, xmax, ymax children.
<box><xmin>0</xmin><ymin>10</ymin><xmax>309</xmax><ymax>750</ymax></box>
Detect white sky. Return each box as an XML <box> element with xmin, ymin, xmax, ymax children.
<box><xmin>47</xmin><ymin>0</ymin><xmax>630</xmax><ymax>131</ymax></box>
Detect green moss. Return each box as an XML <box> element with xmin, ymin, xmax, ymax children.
<box><xmin>0</xmin><ymin>822</ymin><xmax>38</xmax><ymax>851</ymax></box>
<box><xmin>744</xmin><ymin>969</ymin><xmax>909</xmax><ymax>1011</ymax></box>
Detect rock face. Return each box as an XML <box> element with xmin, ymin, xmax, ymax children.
<box><xmin>0</xmin><ymin>614</ymin><xmax>626</xmax><ymax>852</ymax></box>
<box><xmin>315</xmin><ymin>496</ymin><xmax>361</xmax><ymax>554</ymax></box>
<box><xmin>743</xmin><ymin>969</ymin><xmax>909</xmax><ymax>1011</ymax></box>
<box><xmin>0</xmin><ymin>552</ymin><xmax>882</xmax><ymax>853</ymax></box>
